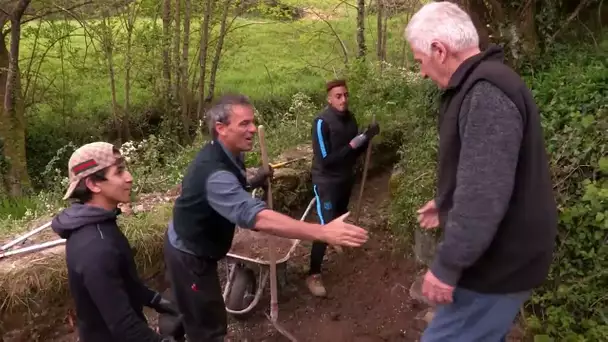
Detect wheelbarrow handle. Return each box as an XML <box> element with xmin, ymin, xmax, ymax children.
<box><xmin>257</xmin><ymin>125</ymin><xmax>279</xmax><ymax>322</ymax></box>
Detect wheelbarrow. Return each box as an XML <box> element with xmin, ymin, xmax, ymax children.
<box><xmin>221</xmin><ymin>190</ymin><xmax>316</xmax><ymax>319</ymax></box>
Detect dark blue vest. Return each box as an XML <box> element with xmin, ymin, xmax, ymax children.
<box><xmin>172</xmin><ymin>140</ymin><xmax>247</xmax><ymax>259</ymax></box>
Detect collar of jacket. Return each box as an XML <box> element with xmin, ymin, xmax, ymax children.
<box><xmin>327</xmin><ymin>105</ymin><xmax>352</xmax><ymax>121</ymax></box>
<box><xmin>445</xmin><ymin>44</ymin><xmax>505</xmax><ymax>91</ymax></box>
<box><xmin>211</xmin><ymin>138</ymin><xmax>247</xmax><ymax>178</ymax></box>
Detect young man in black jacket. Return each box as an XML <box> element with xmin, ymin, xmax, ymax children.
<box><xmin>307</xmin><ymin>79</ymin><xmax>380</xmax><ymax>297</ymax></box>
<box><xmin>51</xmin><ymin>142</ymin><xmax>182</xmax><ymax>342</ymax></box>
<box><xmin>405</xmin><ymin>3</ymin><xmax>557</xmax><ymax>341</ymax></box>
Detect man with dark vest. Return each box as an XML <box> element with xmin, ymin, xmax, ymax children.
<box><xmin>163</xmin><ymin>93</ymin><xmax>369</xmax><ymax>341</ymax></box>
<box><xmin>404</xmin><ymin>3</ymin><xmax>557</xmax><ymax>341</ymax></box>
<box><xmin>307</xmin><ymin>79</ymin><xmax>379</xmax><ymax>297</ymax></box>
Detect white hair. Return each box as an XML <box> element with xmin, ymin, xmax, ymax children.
<box><xmin>405</xmin><ymin>2</ymin><xmax>479</xmax><ymax>55</ymax></box>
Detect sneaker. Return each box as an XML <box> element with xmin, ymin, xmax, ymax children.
<box><xmin>306</xmin><ymin>274</ymin><xmax>327</xmax><ymax>297</ymax></box>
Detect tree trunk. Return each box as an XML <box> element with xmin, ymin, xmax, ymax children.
<box><xmin>100</xmin><ymin>15</ymin><xmax>121</xmax><ymax>143</ymax></box>
<box><xmin>0</xmin><ymin>0</ymin><xmax>32</xmax><ymax>197</ymax></box>
<box><xmin>376</xmin><ymin>0</ymin><xmax>383</xmax><ymax>62</ymax></box>
<box><xmin>172</xmin><ymin>0</ymin><xmax>181</xmax><ymax>100</ymax></box>
<box><xmin>518</xmin><ymin>0</ymin><xmax>538</xmax><ymax>56</ymax></box>
<box><xmin>197</xmin><ymin>0</ymin><xmax>213</xmax><ymax>122</ymax></box>
<box><xmin>458</xmin><ymin>0</ymin><xmax>492</xmax><ymax>49</ymax></box>
<box><xmin>381</xmin><ymin>10</ymin><xmax>388</xmax><ymax>62</ymax></box>
<box><xmin>180</xmin><ymin>0</ymin><xmax>191</xmax><ymax>143</ymax></box>
<box><xmin>206</xmin><ymin>0</ymin><xmax>232</xmax><ymax>102</ymax></box>
<box><xmin>123</xmin><ymin>6</ymin><xmax>137</xmax><ymax>142</ymax></box>
<box><xmin>356</xmin><ymin>0</ymin><xmax>366</xmax><ymax>59</ymax></box>
<box><xmin>162</xmin><ymin>0</ymin><xmax>172</xmax><ymax>107</ymax></box>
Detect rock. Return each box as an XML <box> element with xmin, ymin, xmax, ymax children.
<box><xmin>388</xmin><ymin>166</ymin><xmax>404</xmax><ymax>200</ymax></box>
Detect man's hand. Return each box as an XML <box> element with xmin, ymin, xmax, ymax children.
<box><xmin>248</xmin><ymin>166</ymin><xmax>274</xmax><ymax>189</ymax></box>
<box><xmin>148</xmin><ymin>292</ymin><xmax>180</xmax><ymax>316</ymax></box>
<box><xmin>421</xmin><ymin>269</ymin><xmax>454</xmax><ymax>304</ymax></box>
<box><xmin>320</xmin><ymin>212</ymin><xmax>369</xmax><ymax>247</ymax></box>
<box><xmin>364</xmin><ymin>122</ymin><xmax>380</xmax><ymax>139</ymax></box>
<box><xmin>417</xmin><ymin>199</ymin><xmax>439</xmax><ymax>229</ymax></box>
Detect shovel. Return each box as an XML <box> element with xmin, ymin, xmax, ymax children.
<box><xmin>257</xmin><ymin>125</ymin><xmax>298</xmax><ymax>342</ymax></box>
<box><xmin>353</xmin><ymin>114</ymin><xmax>376</xmax><ymax>225</ymax></box>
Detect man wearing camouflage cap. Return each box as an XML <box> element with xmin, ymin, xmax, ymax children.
<box><xmin>51</xmin><ymin>142</ymin><xmax>182</xmax><ymax>342</ymax></box>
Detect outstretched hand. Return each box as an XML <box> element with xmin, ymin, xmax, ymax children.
<box><xmin>321</xmin><ymin>212</ymin><xmax>369</xmax><ymax>247</ymax></box>
<box><xmin>417</xmin><ymin>199</ymin><xmax>439</xmax><ymax>229</ymax></box>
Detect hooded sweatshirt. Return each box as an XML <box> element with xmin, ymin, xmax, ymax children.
<box><xmin>52</xmin><ymin>203</ymin><xmax>163</xmax><ymax>342</ymax></box>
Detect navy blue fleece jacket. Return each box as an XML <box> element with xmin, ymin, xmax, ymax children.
<box><xmin>52</xmin><ymin>203</ymin><xmax>163</xmax><ymax>342</ymax></box>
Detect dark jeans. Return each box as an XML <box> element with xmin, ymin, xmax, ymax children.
<box><xmin>309</xmin><ymin>180</ymin><xmax>353</xmax><ymax>275</ymax></box>
<box><xmin>163</xmin><ymin>236</ymin><xmax>226</xmax><ymax>342</ymax></box>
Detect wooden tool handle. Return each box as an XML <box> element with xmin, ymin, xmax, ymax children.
<box><xmin>353</xmin><ymin>114</ymin><xmax>376</xmax><ymax>225</ymax></box>
<box><xmin>257</xmin><ymin>125</ymin><xmax>279</xmax><ymax>321</ymax></box>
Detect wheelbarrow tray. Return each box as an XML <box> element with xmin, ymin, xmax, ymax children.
<box><xmin>222</xmin><ymin>196</ymin><xmax>316</xmax><ymax>318</ymax></box>
<box><xmin>225</xmin><ymin>232</ymin><xmax>300</xmax><ymax>266</ymax></box>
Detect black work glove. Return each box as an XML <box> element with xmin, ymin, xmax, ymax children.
<box><xmin>364</xmin><ymin>122</ymin><xmax>380</xmax><ymax>139</ymax></box>
<box><xmin>248</xmin><ymin>166</ymin><xmax>273</xmax><ymax>189</ymax></box>
<box><xmin>149</xmin><ymin>292</ymin><xmax>180</xmax><ymax>316</ymax></box>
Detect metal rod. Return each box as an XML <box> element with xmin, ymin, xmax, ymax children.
<box><xmin>1</xmin><ymin>221</ymin><xmax>52</xmax><ymax>251</ymax></box>
<box><xmin>0</xmin><ymin>238</ymin><xmax>65</xmax><ymax>259</ymax></box>
<box><xmin>269</xmin><ymin>156</ymin><xmax>308</xmax><ymax>169</ymax></box>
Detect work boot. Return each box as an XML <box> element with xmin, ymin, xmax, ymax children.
<box><xmin>306</xmin><ymin>274</ymin><xmax>327</xmax><ymax>297</ymax></box>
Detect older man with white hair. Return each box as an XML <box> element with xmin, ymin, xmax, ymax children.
<box><xmin>405</xmin><ymin>2</ymin><xmax>557</xmax><ymax>341</ymax></box>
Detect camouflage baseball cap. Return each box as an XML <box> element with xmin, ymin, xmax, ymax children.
<box><xmin>63</xmin><ymin>142</ymin><xmax>120</xmax><ymax>200</ymax></box>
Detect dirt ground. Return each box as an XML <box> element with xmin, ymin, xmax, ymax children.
<box><xmin>230</xmin><ymin>228</ymin><xmax>297</xmax><ymax>262</ymax></box>
<box><xmin>225</xmin><ymin>170</ymin><xmax>428</xmax><ymax>341</ymax></box>
<box><xmin>37</xmin><ymin>168</ymin><xmax>523</xmax><ymax>342</ymax></box>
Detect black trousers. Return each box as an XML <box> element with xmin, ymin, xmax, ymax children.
<box><xmin>163</xmin><ymin>235</ymin><xmax>226</xmax><ymax>342</ymax></box>
<box><xmin>309</xmin><ymin>180</ymin><xmax>353</xmax><ymax>275</ymax></box>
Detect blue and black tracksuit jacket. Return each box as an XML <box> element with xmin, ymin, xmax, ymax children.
<box><xmin>310</xmin><ymin>106</ymin><xmax>368</xmax><ymax>222</ymax></box>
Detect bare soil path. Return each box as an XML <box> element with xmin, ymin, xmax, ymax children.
<box><xmin>224</xmin><ymin>170</ymin><xmax>428</xmax><ymax>341</ymax></box>
<box><xmin>44</xmin><ymin>169</ymin><xmax>430</xmax><ymax>342</ymax></box>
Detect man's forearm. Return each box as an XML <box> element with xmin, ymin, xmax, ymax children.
<box><xmin>254</xmin><ymin>209</ymin><xmax>324</xmax><ymax>241</ymax></box>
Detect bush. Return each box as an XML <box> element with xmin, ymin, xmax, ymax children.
<box><xmin>524</xmin><ymin>42</ymin><xmax>608</xmax><ymax>340</ymax></box>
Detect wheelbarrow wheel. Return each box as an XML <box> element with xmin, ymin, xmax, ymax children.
<box><xmin>226</xmin><ymin>265</ymin><xmax>257</xmax><ymax>320</ymax></box>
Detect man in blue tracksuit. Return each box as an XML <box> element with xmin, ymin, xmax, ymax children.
<box><xmin>307</xmin><ymin>79</ymin><xmax>380</xmax><ymax>297</ymax></box>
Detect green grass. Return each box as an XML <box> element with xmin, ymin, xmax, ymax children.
<box><xmin>2</xmin><ymin>0</ymin><xmax>419</xmax><ymax>226</ymax></box>
<box><xmin>19</xmin><ymin>1</ymin><xmax>414</xmax><ymax>121</ymax></box>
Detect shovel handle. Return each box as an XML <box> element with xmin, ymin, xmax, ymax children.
<box><xmin>257</xmin><ymin>125</ymin><xmax>279</xmax><ymax>321</ymax></box>
<box><xmin>353</xmin><ymin>114</ymin><xmax>376</xmax><ymax>225</ymax></box>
